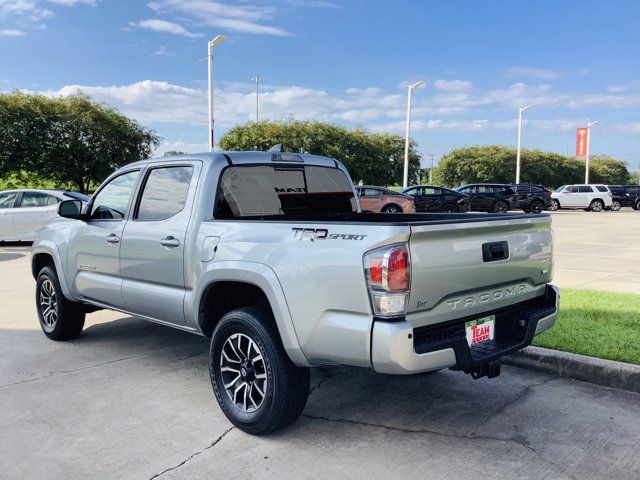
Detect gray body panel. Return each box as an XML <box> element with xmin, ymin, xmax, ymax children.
<box><xmin>32</xmin><ymin>152</ymin><xmax>557</xmax><ymax>372</ymax></box>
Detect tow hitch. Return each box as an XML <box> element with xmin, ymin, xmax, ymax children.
<box><xmin>466</xmin><ymin>361</ymin><xmax>501</xmax><ymax>380</ymax></box>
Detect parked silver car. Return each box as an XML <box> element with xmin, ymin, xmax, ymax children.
<box><xmin>0</xmin><ymin>189</ymin><xmax>90</xmax><ymax>241</ymax></box>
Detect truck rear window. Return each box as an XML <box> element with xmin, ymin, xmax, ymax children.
<box><xmin>215</xmin><ymin>165</ymin><xmax>357</xmax><ymax>218</ymax></box>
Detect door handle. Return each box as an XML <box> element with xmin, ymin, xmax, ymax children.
<box><xmin>160</xmin><ymin>236</ymin><xmax>180</xmax><ymax>248</ymax></box>
<box><xmin>105</xmin><ymin>234</ymin><xmax>120</xmax><ymax>244</ymax></box>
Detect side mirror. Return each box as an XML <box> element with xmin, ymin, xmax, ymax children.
<box><xmin>58</xmin><ymin>199</ymin><xmax>86</xmax><ymax>220</ymax></box>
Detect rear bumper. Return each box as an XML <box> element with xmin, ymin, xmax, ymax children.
<box><xmin>371</xmin><ymin>284</ymin><xmax>559</xmax><ymax>374</ymax></box>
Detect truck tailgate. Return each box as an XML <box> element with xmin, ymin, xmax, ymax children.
<box><xmin>407</xmin><ymin>215</ymin><xmax>552</xmax><ymax>327</ymax></box>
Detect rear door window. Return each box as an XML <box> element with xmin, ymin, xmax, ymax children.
<box><xmin>579</xmin><ymin>186</ymin><xmax>594</xmax><ymax>193</ymax></box>
<box><xmin>19</xmin><ymin>192</ymin><xmax>59</xmax><ymax>207</ymax></box>
<box><xmin>216</xmin><ymin>165</ymin><xmax>357</xmax><ymax>218</ymax></box>
<box><xmin>136</xmin><ymin>166</ymin><xmax>194</xmax><ymax>221</ymax></box>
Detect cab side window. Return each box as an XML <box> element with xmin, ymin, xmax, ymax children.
<box><xmin>90</xmin><ymin>170</ymin><xmax>140</xmax><ymax>220</ymax></box>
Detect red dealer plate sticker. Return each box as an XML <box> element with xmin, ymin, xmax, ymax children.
<box><xmin>465</xmin><ymin>316</ymin><xmax>495</xmax><ymax>346</ymax></box>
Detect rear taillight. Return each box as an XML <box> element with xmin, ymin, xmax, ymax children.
<box><xmin>364</xmin><ymin>244</ymin><xmax>410</xmax><ymax>316</ymax></box>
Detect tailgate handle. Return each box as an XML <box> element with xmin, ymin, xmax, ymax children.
<box><xmin>482</xmin><ymin>241</ymin><xmax>509</xmax><ymax>262</ymax></box>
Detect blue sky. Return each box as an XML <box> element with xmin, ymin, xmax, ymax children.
<box><xmin>1</xmin><ymin>0</ymin><xmax>639</xmax><ymax>170</ymax></box>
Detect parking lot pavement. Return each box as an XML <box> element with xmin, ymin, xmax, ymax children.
<box><xmin>551</xmin><ymin>210</ymin><xmax>640</xmax><ymax>294</ymax></box>
<box><xmin>1</xmin><ymin>243</ymin><xmax>640</xmax><ymax>479</ymax></box>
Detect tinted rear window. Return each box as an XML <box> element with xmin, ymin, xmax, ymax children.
<box><xmin>595</xmin><ymin>186</ymin><xmax>608</xmax><ymax>192</ymax></box>
<box><xmin>216</xmin><ymin>165</ymin><xmax>356</xmax><ymax>218</ymax></box>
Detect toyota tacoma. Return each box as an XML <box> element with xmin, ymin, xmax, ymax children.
<box><xmin>31</xmin><ymin>151</ymin><xmax>558</xmax><ymax>434</ymax></box>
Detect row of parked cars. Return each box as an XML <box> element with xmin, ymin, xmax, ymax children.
<box><xmin>1</xmin><ymin>183</ymin><xmax>638</xmax><ymax>242</ymax></box>
<box><xmin>356</xmin><ymin>183</ymin><xmax>640</xmax><ymax>214</ymax></box>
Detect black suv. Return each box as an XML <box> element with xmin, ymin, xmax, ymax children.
<box><xmin>402</xmin><ymin>185</ymin><xmax>470</xmax><ymax>213</ymax></box>
<box><xmin>455</xmin><ymin>184</ymin><xmax>518</xmax><ymax>213</ymax></box>
<box><xmin>607</xmin><ymin>185</ymin><xmax>640</xmax><ymax>211</ymax></box>
<box><xmin>512</xmin><ymin>184</ymin><xmax>553</xmax><ymax>214</ymax></box>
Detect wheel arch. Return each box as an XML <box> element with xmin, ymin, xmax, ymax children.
<box><xmin>192</xmin><ymin>262</ymin><xmax>310</xmax><ymax>367</ymax></box>
<box><xmin>31</xmin><ymin>243</ymin><xmax>73</xmax><ymax>299</ymax></box>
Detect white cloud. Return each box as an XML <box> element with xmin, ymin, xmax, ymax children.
<box><xmin>45</xmin><ymin>0</ymin><xmax>96</xmax><ymax>5</ymax></box>
<box><xmin>287</xmin><ymin>0</ymin><xmax>341</xmax><ymax>8</ymax></box>
<box><xmin>152</xmin><ymin>45</ymin><xmax>174</xmax><ymax>56</ymax></box>
<box><xmin>433</xmin><ymin>79</ymin><xmax>473</xmax><ymax>92</ymax></box>
<box><xmin>506</xmin><ymin>67</ymin><xmax>559</xmax><ymax>80</ymax></box>
<box><xmin>0</xmin><ymin>28</ymin><xmax>26</xmax><ymax>36</ymax></box>
<box><xmin>146</xmin><ymin>0</ymin><xmax>292</xmax><ymax>36</ymax></box>
<box><xmin>0</xmin><ymin>0</ymin><xmax>53</xmax><ymax>22</ymax></box>
<box><xmin>131</xmin><ymin>19</ymin><xmax>203</xmax><ymax>38</ymax></box>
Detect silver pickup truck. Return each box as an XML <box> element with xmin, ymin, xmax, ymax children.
<box><xmin>32</xmin><ymin>151</ymin><xmax>558</xmax><ymax>434</ymax></box>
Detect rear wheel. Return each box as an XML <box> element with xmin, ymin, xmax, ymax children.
<box><xmin>589</xmin><ymin>199</ymin><xmax>604</xmax><ymax>212</ymax></box>
<box><xmin>492</xmin><ymin>201</ymin><xmax>508</xmax><ymax>213</ymax></box>
<box><xmin>381</xmin><ymin>204</ymin><xmax>401</xmax><ymax>213</ymax></box>
<box><xmin>548</xmin><ymin>199</ymin><xmax>560</xmax><ymax>211</ymax></box>
<box><xmin>36</xmin><ymin>266</ymin><xmax>85</xmax><ymax>340</ymax></box>
<box><xmin>610</xmin><ymin>200</ymin><xmax>621</xmax><ymax>212</ymax></box>
<box><xmin>529</xmin><ymin>200</ymin><xmax>544</xmax><ymax>214</ymax></box>
<box><xmin>441</xmin><ymin>203</ymin><xmax>458</xmax><ymax>213</ymax></box>
<box><xmin>209</xmin><ymin>307</ymin><xmax>310</xmax><ymax>435</ymax></box>
<box><xmin>634</xmin><ymin>200</ymin><xmax>640</xmax><ymax>211</ymax></box>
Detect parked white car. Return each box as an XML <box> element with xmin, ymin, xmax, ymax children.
<box><xmin>549</xmin><ymin>184</ymin><xmax>613</xmax><ymax>212</ymax></box>
<box><xmin>0</xmin><ymin>189</ymin><xmax>90</xmax><ymax>241</ymax></box>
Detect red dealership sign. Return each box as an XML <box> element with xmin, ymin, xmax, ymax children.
<box><xmin>576</xmin><ymin>128</ymin><xmax>589</xmax><ymax>157</ymax></box>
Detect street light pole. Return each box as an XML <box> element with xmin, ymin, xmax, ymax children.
<box><xmin>403</xmin><ymin>81</ymin><xmax>424</xmax><ymax>189</ymax></box>
<box><xmin>429</xmin><ymin>154</ymin><xmax>435</xmax><ymax>183</ymax></box>
<box><xmin>252</xmin><ymin>76</ymin><xmax>262</xmax><ymax>122</ymax></box>
<box><xmin>515</xmin><ymin>105</ymin><xmax>533</xmax><ymax>184</ymax></box>
<box><xmin>207</xmin><ymin>35</ymin><xmax>225</xmax><ymax>152</ymax></box>
<box><xmin>585</xmin><ymin>120</ymin><xmax>599</xmax><ymax>184</ymax></box>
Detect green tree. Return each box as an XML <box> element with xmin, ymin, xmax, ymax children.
<box><xmin>219</xmin><ymin>120</ymin><xmax>421</xmax><ymax>186</ymax></box>
<box><xmin>434</xmin><ymin>145</ymin><xmax>629</xmax><ymax>188</ymax></box>
<box><xmin>0</xmin><ymin>91</ymin><xmax>160</xmax><ymax>193</ymax></box>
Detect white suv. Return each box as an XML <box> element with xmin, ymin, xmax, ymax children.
<box><xmin>549</xmin><ymin>184</ymin><xmax>613</xmax><ymax>212</ymax></box>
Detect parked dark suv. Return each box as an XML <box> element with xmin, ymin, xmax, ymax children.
<box><xmin>512</xmin><ymin>184</ymin><xmax>553</xmax><ymax>214</ymax></box>
<box><xmin>607</xmin><ymin>185</ymin><xmax>640</xmax><ymax>211</ymax></box>
<box><xmin>402</xmin><ymin>185</ymin><xmax>470</xmax><ymax>213</ymax></box>
<box><xmin>455</xmin><ymin>184</ymin><xmax>518</xmax><ymax>213</ymax></box>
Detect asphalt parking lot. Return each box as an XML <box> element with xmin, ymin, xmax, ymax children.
<box><xmin>551</xmin><ymin>210</ymin><xmax>640</xmax><ymax>294</ymax></box>
<box><xmin>1</xmin><ymin>211</ymin><xmax>639</xmax><ymax>479</ymax></box>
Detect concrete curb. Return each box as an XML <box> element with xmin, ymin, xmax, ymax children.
<box><xmin>503</xmin><ymin>346</ymin><xmax>640</xmax><ymax>394</ymax></box>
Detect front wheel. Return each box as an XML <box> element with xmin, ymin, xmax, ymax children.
<box><xmin>492</xmin><ymin>201</ymin><xmax>509</xmax><ymax>213</ymax></box>
<box><xmin>590</xmin><ymin>199</ymin><xmax>604</xmax><ymax>212</ymax></box>
<box><xmin>36</xmin><ymin>266</ymin><xmax>85</xmax><ymax>340</ymax></box>
<box><xmin>209</xmin><ymin>307</ymin><xmax>310</xmax><ymax>435</ymax></box>
<box><xmin>548</xmin><ymin>199</ymin><xmax>560</xmax><ymax>211</ymax></box>
<box><xmin>610</xmin><ymin>200</ymin><xmax>621</xmax><ymax>212</ymax></box>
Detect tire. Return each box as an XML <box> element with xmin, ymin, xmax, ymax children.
<box><xmin>440</xmin><ymin>203</ymin><xmax>459</xmax><ymax>213</ymax></box>
<box><xmin>610</xmin><ymin>200</ymin><xmax>621</xmax><ymax>212</ymax></box>
<box><xmin>529</xmin><ymin>200</ymin><xmax>544</xmax><ymax>214</ymax></box>
<box><xmin>209</xmin><ymin>307</ymin><xmax>310</xmax><ymax>435</ymax></box>
<box><xmin>634</xmin><ymin>200</ymin><xmax>640</xmax><ymax>211</ymax></box>
<box><xmin>381</xmin><ymin>204</ymin><xmax>401</xmax><ymax>213</ymax></box>
<box><xmin>492</xmin><ymin>201</ymin><xmax>509</xmax><ymax>213</ymax></box>
<box><xmin>36</xmin><ymin>266</ymin><xmax>85</xmax><ymax>341</ymax></box>
<box><xmin>589</xmin><ymin>199</ymin><xmax>604</xmax><ymax>212</ymax></box>
<box><xmin>548</xmin><ymin>199</ymin><xmax>560</xmax><ymax>211</ymax></box>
